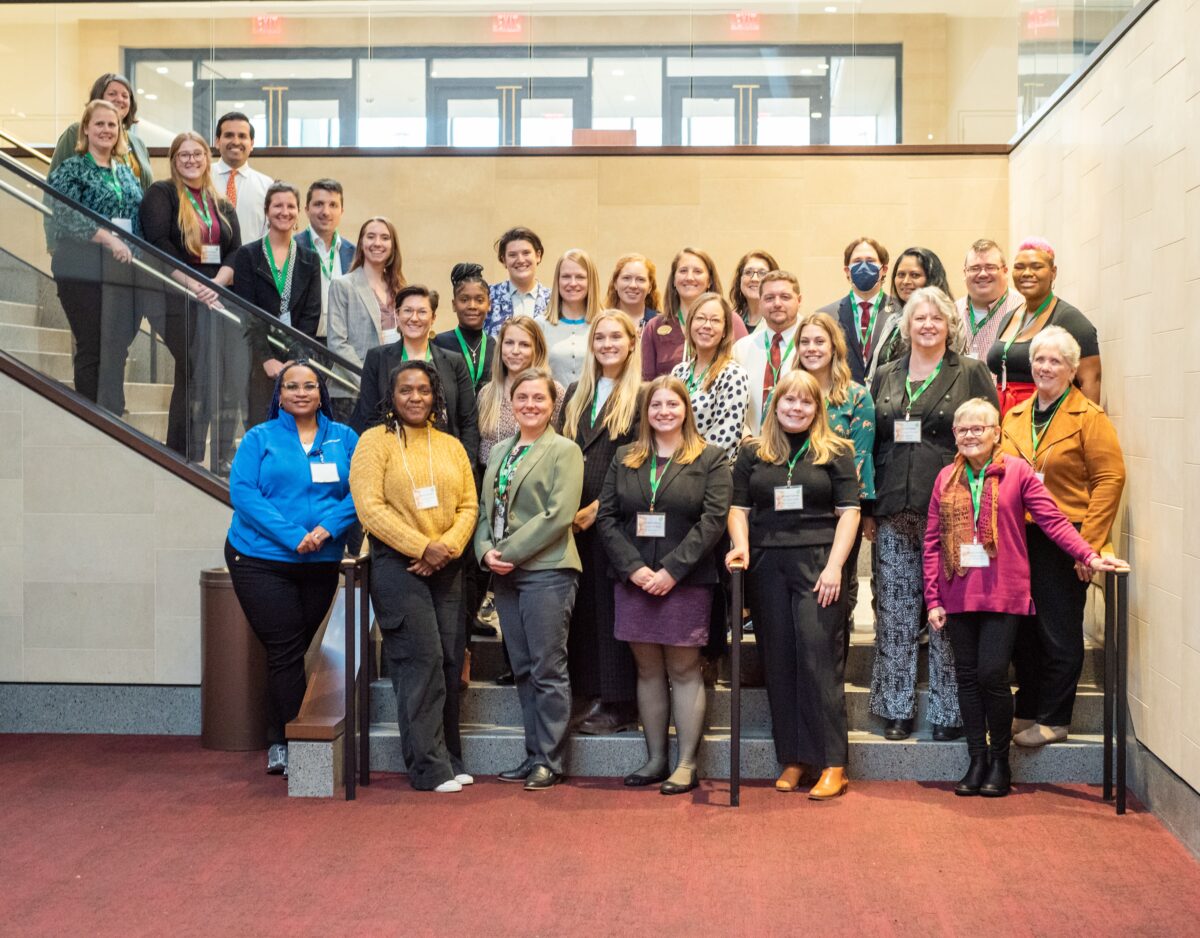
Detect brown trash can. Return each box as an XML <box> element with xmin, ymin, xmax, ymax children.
<box><xmin>200</xmin><ymin>567</ymin><xmax>269</xmax><ymax>751</ymax></box>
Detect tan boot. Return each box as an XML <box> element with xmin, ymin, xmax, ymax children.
<box><xmin>1014</xmin><ymin>723</ymin><xmax>1068</xmax><ymax>748</ymax></box>
<box><xmin>775</xmin><ymin>764</ymin><xmax>806</xmax><ymax>792</ymax></box>
<box><xmin>808</xmin><ymin>766</ymin><xmax>848</xmax><ymax>800</ymax></box>
<box><xmin>1012</xmin><ymin>717</ymin><xmax>1035</xmax><ymax>736</ymax></box>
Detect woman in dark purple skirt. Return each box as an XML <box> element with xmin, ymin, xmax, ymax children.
<box><xmin>597</xmin><ymin>375</ymin><xmax>732</xmax><ymax>795</ymax></box>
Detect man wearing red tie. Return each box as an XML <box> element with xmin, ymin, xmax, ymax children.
<box><xmin>818</xmin><ymin>237</ymin><xmax>901</xmax><ymax>386</ymax></box>
<box><xmin>732</xmin><ymin>270</ymin><xmax>802</xmax><ymax>435</ymax></box>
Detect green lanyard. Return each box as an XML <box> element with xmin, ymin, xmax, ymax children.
<box><xmin>264</xmin><ymin>240</ymin><xmax>293</xmax><ymax>297</ymax></box>
<box><xmin>497</xmin><ymin>443</ymin><xmax>531</xmax><ymax>499</ymax></box>
<box><xmin>184</xmin><ymin>188</ymin><xmax>212</xmax><ymax>228</ymax></box>
<box><xmin>685</xmin><ymin>359</ymin><xmax>711</xmax><ymax>395</ymax></box>
<box><xmin>763</xmin><ymin>328</ymin><xmax>797</xmax><ymax>387</ymax></box>
<box><xmin>785</xmin><ymin>439</ymin><xmax>811</xmax><ymax>486</ymax></box>
<box><xmin>649</xmin><ymin>452</ymin><xmax>674</xmax><ymax>510</ymax></box>
<box><xmin>965</xmin><ymin>460</ymin><xmax>991</xmax><ymax>530</ymax></box>
<box><xmin>676</xmin><ymin>308</ymin><xmax>686</xmax><ymax>331</ymax></box>
<box><xmin>903</xmin><ymin>360</ymin><xmax>943</xmax><ymax>416</ymax></box>
<box><xmin>852</xmin><ymin>290</ymin><xmax>884</xmax><ymax>351</ymax></box>
<box><xmin>400</xmin><ymin>343</ymin><xmax>432</xmax><ymax>362</ymax></box>
<box><xmin>968</xmin><ymin>290</ymin><xmax>1008</xmax><ymax>334</ymax></box>
<box><xmin>1001</xmin><ymin>293</ymin><xmax>1054</xmax><ymax>364</ymax></box>
<box><xmin>1031</xmin><ymin>388</ymin><xmax>1070</xmax><ymax>452</ymax></box>
<box><xmin>453</xmin><ymin>327</ymin><xmax>485</xmax><ymax>387</ymax></box>
<box><xmin>86</xmin><ymin>153</ymin><xmax>123</xmax><ymax>202</ymax></box>
<box><xmin>314</xmin><ymin>231</ymin><xmax>340</xmax><ymax>280</ymax></box>
<box><xmin>590</xmin><ymin>387</ymin><xmax>605</xmax><ymax>427</ymax></box>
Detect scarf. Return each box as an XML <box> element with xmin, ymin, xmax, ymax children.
<box><xmin>938</xmin><ymin>452</ymin><xmax>1005</xmax><ymax>580</ymax></box>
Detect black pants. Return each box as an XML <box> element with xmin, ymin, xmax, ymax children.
<box><xmin>371</xmin><ymin>540</ymin><xmax>465</xmax><ymax>788</ymax></box>
<box><xmin>55</xmin><ymin>272</ymin><xmax>139</xmax><ymax>413</ymax></box>
<box><xmin>224</xmin><ymin>540</ymin><xmax>340</xmax><ymax>745</ymax></box>
<box><xmin>156</xmin><ymin>293</ymin><xmax>208</xmax><ymax>461</ymax></box>
<box><xmin>1013</xmin><ymin>524</ymin><xmax>1090</xmax><ymax>727</ymax></box>
<box><xmin>842</xmin><ymin>526</ymin><xmax>865</xmax><ymax>663</ymax></box>
<box><xmin>567</xmin><ymin>527</ymin><xmax>636</xmax><ymax>703</ymax></box>
<box><xmin>945</xmin><ymin>612</ymin><xmax>1020</xmax><ymax>760</ymax></box>
<box><xmin>748</xmin><ymin>544</ymin><xmax>848</xmax><ymax>768</ymax></box>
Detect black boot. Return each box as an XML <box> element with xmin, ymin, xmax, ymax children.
<box><xmin>979</xmin><ymin>756</ymin><xmax>1011</xmax><ymax>797</ymax></box>
<box><xmin>954</xmin><ymin>754</ymin><xmax>988</xmax><ymax>796</ymax></box>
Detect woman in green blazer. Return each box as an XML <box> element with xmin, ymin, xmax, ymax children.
<box><xmin>475</xmin><ymin>368</ymin><xmax>585</xmax><ymax>791</ymax></box>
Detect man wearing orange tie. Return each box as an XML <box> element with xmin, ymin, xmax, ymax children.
<box><xmin>212</xmin><ymin>112</ymin><xmax>274</xmax><ymax>243</ymax></box>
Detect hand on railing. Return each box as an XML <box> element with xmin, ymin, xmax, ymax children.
<box><xmin>725</xmin><ymin>547</ymin><xmax>748</xmax><ymax>572</ymax></box>
<box><xmin>1077</xmin><ymin>554</ymin><xmax>1131</xmax><ymax>581</ymax></box>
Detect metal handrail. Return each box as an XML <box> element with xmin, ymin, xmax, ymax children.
<box><xmin>0</xmin><ymin>149</ymin><xmax>362</xmax><ymax>392</ymax></box>
<box><xmin>729</xmin><ymin>564</ymin><xmax>745</xmax><ymax>808</ymax></box>
<box><xmin>1102</xmin><ymin>569</ymin><xmax>1131</xmax><ymax>815</ymax></box>
<box><xmin>0</xmin><ymin>129</ymin><xmax>50</xmax><ymax>168</ymax></box>
<box><xmin>342</xmin><ymin>554</ymin><xmax>372</xmax><ymax>801</ymax></box>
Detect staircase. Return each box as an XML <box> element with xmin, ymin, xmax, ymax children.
<box><xmin>367</xmin><ymin>626</ymin><xmax>1106</xmax><ymax>784</ymax></box>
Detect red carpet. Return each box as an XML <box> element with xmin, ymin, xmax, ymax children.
<box><xmin>3</xmin><ymin>735</ymin><xmax>1199</xmax><ymax>936</ymax></box>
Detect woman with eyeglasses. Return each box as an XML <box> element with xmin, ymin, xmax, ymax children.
<box><xmin>140</xmin><ymin>131</ymin><xmax>241</xmax><ymax>460</ymax></box>
<box><xmin>985</xmin><ymin>237</ymin><xmax>1101</xmax><ymax>418</ymax></box>
<box><xmin>350</xmin><ymin>360</ymin><xmax>478</xmax><ymax>793</ymax></box>
<box><xmin>867</xmin><ymin>287</ymin><xmax>998</xmax><ymax>743</ymax></box>
<box><xmin>225</xmin><ymin>361</ymin><xmax>359</xmax><ymax>779</ymax></box>
<box><xmin>925</xmin><ymin>397</ymin><xmax>1126</xmax><ymax>797</ymax></box>
<box><xmin>730</xmin><ymin>249</ymin><xmax>780</xmax><ymax>331</ymax></box>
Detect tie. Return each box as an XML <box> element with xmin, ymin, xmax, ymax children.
<box><xmin>859</xmin><ymin>300</ymin><xmax>872</xmax><ymax>362</ymax></box>
<box><xmin>763</xmin><ymin>331</ymin><xmax>782</xmax><ymax>410</ymax></box>
<box><xmin>225</xmin><ymin>170</ymin><xmax>238</xmax><ymax>207</ymax></box>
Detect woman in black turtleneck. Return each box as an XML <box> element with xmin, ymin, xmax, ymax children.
<box><xmin>433</xmin><ymin>263</ymin><xmax>495</xmax><ymax>398</ymax></box>
<box><xmin>725</xmin><ymin>369</ymin><xmax>862</xmax><ymax>800</ymax></box>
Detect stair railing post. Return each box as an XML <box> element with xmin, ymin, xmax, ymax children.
<box><xmin>1103</xmin><ymin>573</ymin><xmax>1115</xmax><ymax>802</ymax></box>
<box><xmin>342</xmin><ymin>558</ymin><xmax>357</xmax><ymax>801</ymax></box>
<box><xmin>359</xmin><ymin>558</ymin><xmax>371</xmax><ymax>787</ymax></box>
<box><xmin>1116</xmin><ymin>570</ymin><xmax>1129</xmax><ymax>815</ymax></box>
<box><xmin>729</xmin><ymin>563</ymin><xmax>745</xmax><ymax>808</ymax></box>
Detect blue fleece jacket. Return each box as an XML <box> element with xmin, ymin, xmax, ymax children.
<box><xmin>227</xmin><ymin>411</ymin><xmax>359</xmax><ymax>563</ymax></box>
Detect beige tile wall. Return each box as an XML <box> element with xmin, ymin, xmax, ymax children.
<box><xmin>0</xmin><ymin>373</ymin><xmax>229</xmax><ymax>684</ymax></box>
<box><xmin>1008</xmin><ymin>0</ymin><xmax>1200</xmax><ymax>790</ymax></box>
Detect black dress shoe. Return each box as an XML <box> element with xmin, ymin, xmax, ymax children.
<box><xmin>471</xmin><ymin>620</ymin><xmax>498</xmax><ymax>638</ymax></box>
<box><xmin>494</xmin><ymin>670</ymin><xmax>515</xmax><ymax>686</ymax></box>
<box><xmin>498</xmin><ymin>760</ymin><xmax>534</xmax><ymax>783</ymax></box>
<box><xmin>980</xmin><ymin>757</ymin><xmax>1011</xmax><ymax>797</ymax></box>
<box><xmin>660</xmin><ymin>766</ymin><xmax>700</xmax><ymax>795</ymax></box>
<box><xmin>577</xmin><ymin>703</ymin><xmax>638</xmax><ymax>736</ymax></box>
<box><xmin>884</xmin><ymin>718</ymin><xmax>914</xmax><ymax>741</ymax></box>
<box><xmin>624</xmin><ymin>767</ymin><xmax>670</xmax><ymax>787</ymax></box>
<box><xmin>954</xmin><ymin>755</ymin><xmax>989</xmax><ymax>796</ymax></box>
<box><xmin>570</xmin><ymin>697</ymin><xmax>604</xmax><ymax>729</ymax></box>
<box><xmin>524</xmin><ymin>765</ymin><xmax>562</xmax><ymax>790</ymax></box>
<box><xmin>932</xmin><ymin>723</ymin><xmax>963</xmax><ymax>742</ymax></box>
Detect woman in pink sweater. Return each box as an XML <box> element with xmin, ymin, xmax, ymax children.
<box><xmin>924</xmin><ymin>398</ymin><xmax>1126</xmax><ymax>798</ymax></box>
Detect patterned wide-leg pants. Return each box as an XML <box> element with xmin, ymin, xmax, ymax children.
<box><xmin>869</xmin><ymin>510</ymin><xmax>961</xmax><ymax>726</ymax></box>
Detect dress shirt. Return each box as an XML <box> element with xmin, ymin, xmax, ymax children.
<box><xmin>732</xmin><ymin>320</ymin><xmax>801</xmax><ymax>435</ymax></box>
<box><xmin>956</xmin><ymin>291</ymin><xmax>1020</xmax><ymax>362</ymax></box>
<box><xmin>213</xmin><ymin>159</ymin><xmax>274</xmax><ymax>243</ymax></box>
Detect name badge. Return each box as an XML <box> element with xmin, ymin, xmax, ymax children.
<box><xmin>414</xmin><ymin>485</ymin><xmax>439</xmax><ymax>510</ymax></box>
<box><xmin>1035</xmin><ymin>471</ymin><xmax>1046</xmax><ymax>484</ymax></box>
<box><xmin>636</xmin><ymin>512</ymin><xmax>666</xmax><ymax>538</ymax></box>
<box><xmin>960</xmin><ymin>542</ymin><xmax>990</xmax><ymax>568</ymax></box>
<box><xmin>310</xmin><ymin>461</ymin><xmax>340</xmax><ymax>483</ymax></box>
<box><xmin>493</xmin><ymin>513</ymin><xmax>505</xmax><ymax>543</ymax></box>
<box><xmin>774</xmin><ymin>485</ymin><xmax>804</xmax><ymax>511</ymax></box>
<box><xmin>894</xmin><ymin>419</ymin><xmax>922</xmax><ymax>443</ymax></box>
<box><xmin>111</xmin><ymin>218</ymin><xmax>132</xmax><ymax>234</ymax></box>
<box><xmin>201</xmin><ymin>245</ymin><xmax>222</xmax><ymax>264</ymax></box>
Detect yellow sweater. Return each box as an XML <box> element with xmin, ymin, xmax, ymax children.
<box><xmin>349</xmin><ymin>423</ymin><xmax>479</xmax><ymax>561</ymax></box>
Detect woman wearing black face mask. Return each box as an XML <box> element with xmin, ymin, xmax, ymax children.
<box><xmin>818</xmin><ymin>236</ymin><xmax>903</xmax><ymax>387</ymax></box>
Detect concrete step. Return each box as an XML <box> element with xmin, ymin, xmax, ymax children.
<box><xmin>10</xmin><ymin>348</ymin><xmax>73</xmax><ymax>382</ymax></box>
<box><xmin>0</xmin><ymin>300</ymin><xmax>40</xmax><ymax>328</ymax></box>
<box><xmin>466</xmin><ymin>633</ymin><xmax>1106</xmax><ymax>688</ymax></box>
<box><xmin>0</xmin><ymin>321</ymin><xmax>72</xmax><ymax>353</ymax></box>
<box><xmin>127</xmin><ymin>411</ymin><xmax>168</xmax><ymax>440</ymax></box>
<box><xmin>367</xmin><ymin>723</ymin><xmax>1105</xmax><ymax>783</ymax></box>
<box><xmin>123</xmin><ymin>382</ymin><xmax>173</xmax><ymax>411</ymax></box>
<box><xmin>371</xmin><ymin>678</ymin><xmax>1106</xmax><ymax>736</ymax></box>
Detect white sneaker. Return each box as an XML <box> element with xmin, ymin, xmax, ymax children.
<box><xmin>434</xmin><ymin>779</ymin><xmax>464</xmax><ymax>793</ymax></box>
<box><xmin>455</xmin><ymin>772</ymin><xmax>475</xmax><ymax>786</ymax></box>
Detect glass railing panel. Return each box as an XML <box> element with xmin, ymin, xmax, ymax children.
<box><xmin>0</xmin><ymin>152</ymin><xmax>360</xmax><ymax>478</ymax></box>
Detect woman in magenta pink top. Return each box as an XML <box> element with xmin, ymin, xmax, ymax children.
<box><xmin>923</xmin><ymin>397</ymin><xmax>1126</xmax><ymax>799</ymax></box>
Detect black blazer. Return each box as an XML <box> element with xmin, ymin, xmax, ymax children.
<box><xmin>229</xmin><ymin>237</ymin><xmax>322</xmax><ymax>339</ymax></box>
<box><xmin>559</xmin><ymin>382</ymin><xmax>640</xmax><ymax>507</ymax></box>
<box><xmin>869</xmin><ymin>350</ymin><xmax>1000</xmax><ymax>518</ymax></box>
<box><xmin>432</xmin><ymin>329</ymin><xmax>495</xmax><ymax>397</ymax></box>
<box><xmin>139</xmin><ymin>181</ymin><xmax>241</xmax><ymax>279</ymax></box>
<box><xmin>349</xmin><ymin>342</ymin><xmax>480</xmax><ymax>460</ymax></box>
<box><xmin>597</xmin><ymin>442</ymin><xmax>732</xmax><ymax>587</ymax></box>
<box><xmin>818</xmin><ymin>292</ymin><xmax>902</xmax><ymax>385</ymax></box>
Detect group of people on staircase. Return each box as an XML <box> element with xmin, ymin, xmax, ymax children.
<box><xmin>44</xmin><ymin>73</ymin><xmax>1130</xmax><ymax>801</ymax></box>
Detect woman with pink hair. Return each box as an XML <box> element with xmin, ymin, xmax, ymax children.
<box><xmin>984</xmin><ymin>238</ymin><xmax>1101</xmax><ymax>418</ymax></box>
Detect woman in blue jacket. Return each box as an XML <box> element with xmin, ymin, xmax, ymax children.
<box><xmin>225</xmin><ymin>360</ymin><xmax>359</xmax><ymax>777</ymax></box>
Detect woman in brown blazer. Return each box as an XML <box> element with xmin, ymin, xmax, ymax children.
<box><xmin>999</xmin><ymin>325</ymin><xmax>1126</xmax><ymax>747</ymax></box>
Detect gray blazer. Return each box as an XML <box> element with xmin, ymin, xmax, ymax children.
<box><xmin>327</xmin><ymin>267</ymin><xmax>383</xmax><ymax>373</ymax></box>
<box><xmin>474</xmin><ymin>428</ymin><xmax>584</xmax><ymax>572</ymax></box>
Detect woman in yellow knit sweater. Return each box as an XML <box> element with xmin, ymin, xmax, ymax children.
<box><xmin>350</xmin><ymin>360</ymin><xmax>479</xmax><ymax>793</ymax></box>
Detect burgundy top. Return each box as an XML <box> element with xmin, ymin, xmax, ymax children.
<box><xmin>640</xmin><ymin>311</ymin><xmax>749</xmax><ymax>380</ymax></box>
<box><xmin>923</xmin><ymin>456</ymin><xmax>1097</xmax><ymax>616</ymax></box>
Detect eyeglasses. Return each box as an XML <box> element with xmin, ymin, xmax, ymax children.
<box><xmin>282</xmin><ymin>382</ymin><xmax>320</xmax><ymax>392</ymax></box>
<box><xmin>692</xmin><ymin>315</ymin><xmax>724</xmax><ymax>327</ymax></box>
<box><xmin>742</xmin><ymin>269</ymin><xmax>770</xmax><ymax>280</ymax></box>
<box><xmin>964</xmin><ymin>264</ymin><xmax>1003</xmax><ymax>276</ymax></box>
<box><xmin>953</xmin><ymin>425</ymin><xmax>996</xmax><ymax>438</ymax></box>
<box><xmin>176</xmin><ymin>154</ymin><xmax>206</xmax><ymax>164</ymax></box>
